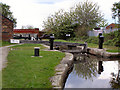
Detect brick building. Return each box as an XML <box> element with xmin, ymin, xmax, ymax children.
<box><xmin>1</xmin><ymin>15</ymin><xmax>14</xmax><ymax>41</ymax></box>
<box><xmin>13</xmin><ymin>28</ymin><xmax>44</xmax><ymax>39</ymax></box>
<box><xmin>106</xmin><ymin>23</ymin><xmax>118</xmax><ymax>30</ymax></box>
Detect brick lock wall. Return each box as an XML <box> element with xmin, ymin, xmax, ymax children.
<box><xmin>2</xmin><ymin>16</ymin><xmax>13</xmax><ymax>41</ymax></box>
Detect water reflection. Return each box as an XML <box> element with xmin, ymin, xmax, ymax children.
<box><xmin>110</xmin><ymin>61</ymin><xmax>120</xmax><ymax>89</ymax></box>
<box><xmin>65</xmin><ymin>53</ymin><xmax>120</xmax><ymax>88</ymax></box>
<box><xmin>98</xmin><ymin>61</ymin><xmax>104</xmax><ymax>74</ymax></box>
<box><xmin>74</xmin><ymin>53</ymin><xmax>98</xmax><ymax>80</ymax></box>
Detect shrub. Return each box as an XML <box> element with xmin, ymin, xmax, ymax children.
<box><xmin>104</xmin><ymin>40</ymin><xmax>113</xmax><ymax>46</ymax></box>
<box><xmin>85</xmin><ymin>36</ymin><xmax>98</xmax><ymax>44</ymax></box>
<box><xmin>103</xmin><ymin>30</ymin><xmax>120</xmax><ymax>47</ymax></box>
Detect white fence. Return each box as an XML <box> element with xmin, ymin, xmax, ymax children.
<box><xmin>88</xmin><ymin>29</ymin><xmax>119</xmax><ymax>37</ymax></box>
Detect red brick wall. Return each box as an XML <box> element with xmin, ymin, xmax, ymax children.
<box><xmin>13</xmin><ymin>29</ymin><xmax>39</xmax><ymax>34</ymax></box>
<box><xmin>2</xmin><ymin>16</ymin><xmax>13</xmax><ymax>41</ymax></box>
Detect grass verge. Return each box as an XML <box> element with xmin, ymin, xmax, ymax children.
<box><xmin>106</xmin><ymin>49</ymin><xmax>120</xmax><ymax>53</ymax></box>
<box><xmin>2</xmin><ymin>44</ymin><xmax>65</xmax><ymax>88</ymax></box>
<box><xmin>0</xmin><ymin>41</ymin><xmax>16</xmax><ymax>47</ymax></box>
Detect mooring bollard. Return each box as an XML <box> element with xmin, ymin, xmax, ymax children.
<box><xmin>49</xmin><ymin>34</ymin><xmax>55</xmax><ymax>50</ymax></box>
<box><xmin>98</xmin><ymin>33</ymin><xmax>104</xmax><ymax>49</ymax></box>
<box><xmin>36</xmin><ymin>35</ymin><xmax>38</xmax><ymax>41</ymax></box>
<box><xmin>34</xmin><ymin>47</ymin><xmax>40</xmax><ymax>56</ymax></box>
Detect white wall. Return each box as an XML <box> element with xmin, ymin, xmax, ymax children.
<box><xmin>88</xmin><ymin>28</ymin><xmax>118</xmax><ymax>37</ymax></box>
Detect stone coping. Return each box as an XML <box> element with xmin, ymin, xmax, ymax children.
<box><xmin>87</xmin><ymin>47</ymin><xmax>120</xmax><ymax>58</ymax></box>
<box><xmin>50</xmin><ymin>52</ymin><xmax>74</xmax><ymax>89</ymax></box>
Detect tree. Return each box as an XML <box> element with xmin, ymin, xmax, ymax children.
<box><xmin>112</xmin><ymin>1</ymin><xmax>120</xmax><ymax>24</ymax></box>
<box><xmin>98</xmin><ymin>19</ymin><xmax>108</xmax><ymax>29</ymax></box>
<box><xmin>112</xmin><ymin>2</ymin><xmax>120</xmax><ymax>47</ymax></box>
<box><xmin>42</xmin><ymin>1</ymin><xmax>103</xmax><ymax>39</ymax></box>
<box><xmin>73</xmin><ymin>1</ymin><xmax>103</xmax><ymax>37</ymax></box>
<box><xmin>0</xmin><ymin>2</ymin><xmax>17</xmax><ymax>27</ymax></box>
<box><xmin>43</xmin><ymin>9</ymin><xmax>75</xmax><ymax>39</ymax></box>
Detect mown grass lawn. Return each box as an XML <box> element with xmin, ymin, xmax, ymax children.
<box><xmin>2</xmin><ymin>44</ymin><xmax>65</xmax><ymax>88</ymax></box>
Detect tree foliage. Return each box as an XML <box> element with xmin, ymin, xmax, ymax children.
<box><xmin>112</xmin><ymin>1</ymin><xmax>120</xmax><ymax>23</ymax></box>
<box><xmin>43</xmin><ymin>1</ymin><xmax>103</xmax><ymax>39</ymax></box>
<box><xmin>98</xmin><ymin>19</ymin><xmax>108</xmax><ymax>29</ymax></box>
<box><xmin>0</xmin><ymin>2</ymin><xmax>17</xmax><ymax>27</ymax></box>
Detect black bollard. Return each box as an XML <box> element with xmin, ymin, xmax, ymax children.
<box><xmin>49</xmin><ymin>34</ymin><xmax>55</xmax><ymax>50</ymax></box>
<box><xmin>34</xmin><ymin>47</ymin><xmax>40</xmax><ymax>56</ymax></box>
<box><xmin>99</xmin><ymin>33</ymin><xmax>104</xmax><ymax>49</ymax></box>
<box><xmin>28</xmin><ymin>34</ymin><xmax>31</xmax><ymax>40</ymax></box>
<box><xmin>36</xmin><ymin>34</ymin><xmax>38</xmax><ymax>41</ymax></box>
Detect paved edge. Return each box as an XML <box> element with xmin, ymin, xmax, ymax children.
<box><xmin>50</xmin><ymin>52</ymin><xmax>74</xmax><ymax>89</ymax></box>
<box><xmin>87</xmin><ymin>47</ymin><xmax>120</xmax><ymax>58</ymax></box>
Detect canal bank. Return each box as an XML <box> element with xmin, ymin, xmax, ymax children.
<box><xmin>50</xmin><ymin>52</ymin><xmax>74</xmax><ymax>88</ymax></box>
<box><xmin>51</xmin><ymin>46</ymin><xmax>120</xmax><ymax>89</ymax></box>
<box><xmin>43</xmin><ymin>43</ymin><xmax>120</xmax><ymax>88</ymax></box>
<box><xmin>20</xmin><ymin>41</ymin><xmax>119</xmax><ymax>88</ymax></box>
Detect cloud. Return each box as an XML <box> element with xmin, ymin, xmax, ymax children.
<box><xmin>90</xmin><ymin>0</ymin><xmax>120</xmax><ymax>24</ymax></box>
<box><xmin>1</xmin><ymin>0</ymin><xmax>120</xmax><ymax>30</ymax></box>
<box><xmin>34</xmin><ymin>0</ymin><xmax>65</xmax><ymax>4</ymax></box>
<box><xmin>36</xmin><ymin>2</ymin><xmax>55</xmax><ymax>4</ymax></box>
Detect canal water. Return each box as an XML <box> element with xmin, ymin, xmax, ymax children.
<box><xmin>65</xmin><ymin>53</ymin><xmax>120</xmax><ymax>88</ymax></box>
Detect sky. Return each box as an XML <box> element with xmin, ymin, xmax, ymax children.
<box><xmin>1</xmin><ymin>0</ymin><xmax>120</xmax><ymax>30</ymax></box>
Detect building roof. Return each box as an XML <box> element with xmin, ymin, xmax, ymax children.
<box><xmin>106</xmin><ymin>23</ymin><xmax>119</xmax><ymax>29</ymax></box>
<box><xmin>13</xmin><ymin>28</ymin><xmax>39</xmax><ymax>34</ymax></box>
